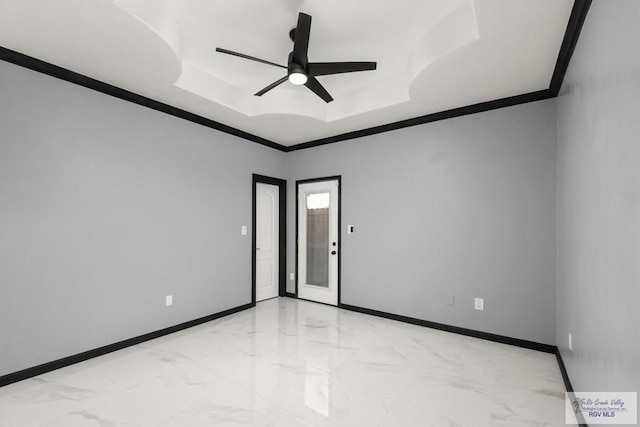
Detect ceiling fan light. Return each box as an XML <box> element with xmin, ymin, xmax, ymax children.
<box><xmin>289</xmin><ymin>72</ymin><xmax>308</xmax><ymax>85</ymax></box>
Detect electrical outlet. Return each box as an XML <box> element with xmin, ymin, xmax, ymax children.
<box><xmin>568</xmin><ymin>332</ymin><xmax>573</xmax><ymax>351</ymax></box>
<box><xmin>447</xmin><ymin>295</ymin><xmax>455</xmax><ymax>306</ymax></box>
<box><xmin>290</xmin><ymin>273</ymin><xmax>294</xmax><ymax>280</ymax></box>
<box><xmin>241</xmin><ymin>226</ymin><xmax>247</xmax><ymax>236</ymax></box>
<box><xmin>166</xmin><ymin>295</ymin><xmax>173</xmax><ymax>306</ymax></box>
<box><xmin>474</xmin><ymin>298</ymin><xmax>484</xmax><ymax>311</ymax></box>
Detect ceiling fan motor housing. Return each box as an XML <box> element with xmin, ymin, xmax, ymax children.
<box><xmin>216</xmin><ymin>12</ymin><xmax>376</xmax><ymax>102</ymax></box>
<box><xmin>287</xmin><ymin>52</ymin><xmax>306</xmax><ymax>77</ymax></box>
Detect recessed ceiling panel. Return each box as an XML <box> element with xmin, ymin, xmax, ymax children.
<box><xmin>0</xmin><ymin>0</ymin><xmax>575</xmax><ymax>146</ymax></box>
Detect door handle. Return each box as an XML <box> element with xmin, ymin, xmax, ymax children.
<box><xmin>331</xmin><ymin>250</ymin><xmax>337</xmax><ymax>255</ymax></box>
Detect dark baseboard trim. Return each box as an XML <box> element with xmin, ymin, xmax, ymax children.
<box><xmin>556</xmin><ymin>349</ymin><xmax>575</xmax><ymax>393</ymax></box>
<box><xmin>556</xmin><ymin>349</ymin><xmax>589</xmax><ymax>426</ymax></box>
<box><xmin>0</xmin><ymin>302</ymin><xmax>254</xmax><ymax>388</ymax></box>
<box><xmin>3</xmin><ymin>295</ymin><xmax>584</xmax><ymax>426</ymax></box>
<box><xmin>339</xmin><ymin>303</ymin><xmax>556</xmax><ymax>354</ymax></box>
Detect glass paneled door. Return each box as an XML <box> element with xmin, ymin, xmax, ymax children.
<box><xmin>297</xmin><ymin>179</ymin><xmax>339</xmax><ymax>305</ymax></box>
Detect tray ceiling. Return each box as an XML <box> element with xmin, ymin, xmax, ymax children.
<box><xmin>0</xmin><ymin>0</ymin><xmax>580</xmax><ymax>148</ymax></box>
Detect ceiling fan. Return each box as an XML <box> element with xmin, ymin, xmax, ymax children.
<box><xmin>216</xmin><ymin>12</ymin><xmax>377</xmax><ymax>103</ymax></box>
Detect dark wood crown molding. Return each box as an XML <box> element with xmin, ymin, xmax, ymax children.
<box><xmin>0</xmin><ymin>1</ymin><xmax>591</xmax><ymax>151</ymax></box>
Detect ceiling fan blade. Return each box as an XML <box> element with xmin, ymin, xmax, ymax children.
<box><xmin>216</xmin><ymin>48</ymin><xmax>287</xmax><ymax>69</ymax></box>
<box><xmin>304</xmin><ymin>76</ymin><xmax>333</xmax><ymax>103</ymax></box>
<box><xmin>292</xmin><ymin>13</ymin><xmax>311</xmax><ymax>67</ymax></box>
<box><xmin>255</xmin><ymin>76</ymin><xmax>289</xmax><ymax>96</ymax></box>
<box><xmin>307</xmin><ymin>61</ymin><xmax>377</xmax><ymax>76</ymax></box>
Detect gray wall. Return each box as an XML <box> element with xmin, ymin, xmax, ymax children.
<box><xmin>286</xmin><ymin>99</ymin><xmax>558</xmax><ymax>345</ymax></box>
<box><xmin>13</xmin><ymin>2</ymin><xmax>637</xmax><ymax>378</ymax></box>
<box><xmin>0</xmin><ymin>60</ymin><xmax>285</xmax><ymax>376</ymax></box>
<box><xmin>556</xmin><ymin>0</ymin><xmax>640</xmax><ymax>393</ymax></box>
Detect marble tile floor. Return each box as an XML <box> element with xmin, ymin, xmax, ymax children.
<box><xmin>0</xmin><ymin>298</ymin><xmax>575</xmax><ymax>427</ymax></box>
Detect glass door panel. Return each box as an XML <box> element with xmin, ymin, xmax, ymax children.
<box><xmin>306</xmin><ymin>193</ymin><xmax>330</xmax><ymax>287</ymax></box>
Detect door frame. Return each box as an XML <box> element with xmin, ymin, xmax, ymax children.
<box><xmin>295</xmin><ymin>176</ymin><xmax>342</xmax><ymax>305</ymax></box>
<box><xmin>252</xmin><ymin>174</ymin><xmax>287</xmax><ymax>304</ymax></box>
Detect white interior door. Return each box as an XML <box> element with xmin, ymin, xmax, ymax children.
<box><xmin>298</xmin><ymin>179</ymin><xmax>339</xmax><ymax>306</ymax></box>
<box><xmin>256</xmin><ymin>183</ymin><xmax>279</xmax><ymax>301</ymax></box>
